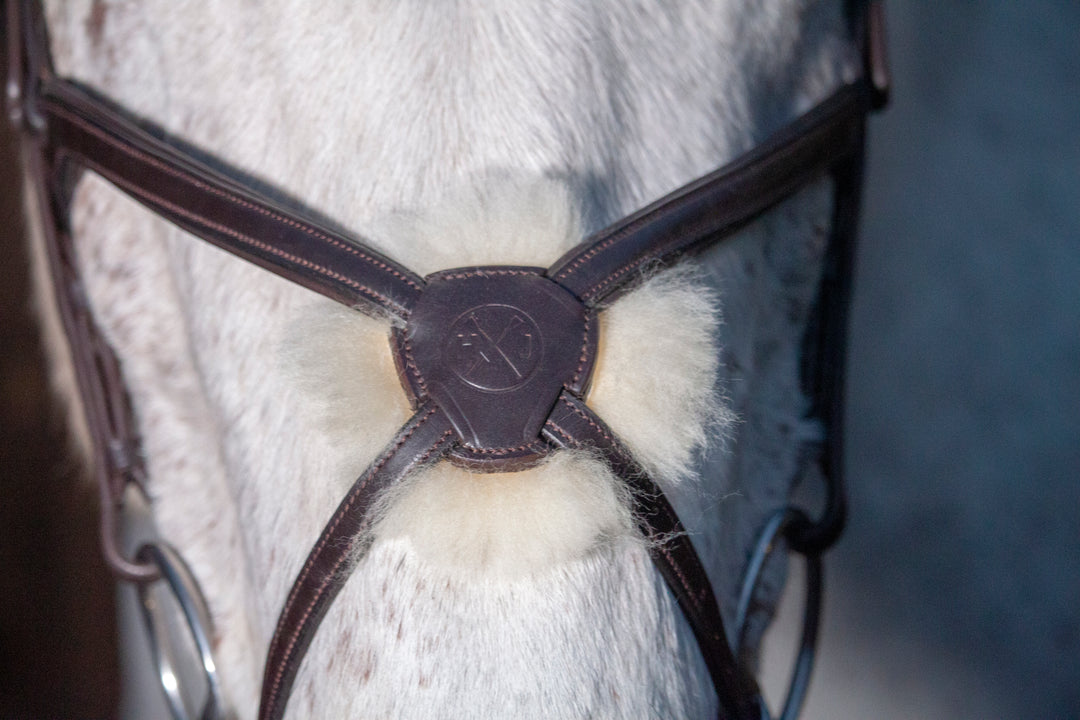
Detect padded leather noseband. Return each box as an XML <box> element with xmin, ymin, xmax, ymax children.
<box><xmin>8</xmin><ymin>1</ymin><xmax>889</xmax><ymax>718</ymax></box>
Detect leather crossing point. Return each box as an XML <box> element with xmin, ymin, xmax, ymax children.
<box><xmin>394</xmin><ymin>267</ymin><xmax>596</xmax><ymax>470</ymax></box>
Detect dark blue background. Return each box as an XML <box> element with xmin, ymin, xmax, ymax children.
<box><xmin>777</xmin><ymin>4</ymin><xmax>1079</xmax><ymax>717</ymax></box>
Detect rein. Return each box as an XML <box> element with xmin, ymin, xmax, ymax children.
<box><xmin>6</xmin><ymin>1</ymin><xmax>888</xmax><ymax>718</ymax></box>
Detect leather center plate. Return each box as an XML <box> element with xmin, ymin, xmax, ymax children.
<box><xmin>392</xmin><ymin>267</ymin><xmax>596</xmax><ymax>470</ymax></box>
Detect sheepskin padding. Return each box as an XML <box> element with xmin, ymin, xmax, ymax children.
<box><xmin>589</xmin><ymin>264</ymin><xmax>730</xmax><ymax>484</ymax></box>
<box><xmin>367</xmin><ymin>173</ymin><xmax>585</xmax><ymax>274</ymax></box>
<box><xmin>371</xmin><ymin>452</ymin><xmax>637</xmax><ymax>576</ymax></box>
<box><xmin>286</xmin><ymin>174</ymin><xmax>721</xmax><ymax>576</ymax></box>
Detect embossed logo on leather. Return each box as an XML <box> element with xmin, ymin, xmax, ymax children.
<box><xmin>444</xmin><ymin>304</ymin><xmax>543</xmax><ymax>392</ymax></box>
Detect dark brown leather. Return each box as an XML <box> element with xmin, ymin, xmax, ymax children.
<box><xmin>789</xmin><ymin>138</ymin><xmax>865</xmax><ymax>555</ymax></box>
<box><xmin>867</xmin><ymin>0</ymin><xmax>892</xmax><ymax>111</ymax></box>
<box><xmin>39</xmin><ymin>80</ymin><xmax>424</xmax><ymax>318</ymax></box>
<box><xmin>393</xmin><ymin>267</ymin><xmax>597</xmax><ymax>470</ymax></box>
<box><xmin>8</xmin><ymin>0</ymin><xmax>154</xmax><ymax>581</ymax></box>
<box><xmin>258</xmin><ymin>402</ymin><xmax>456</xmax><ymax>720</ymax></box>
<box><xmin>24</xmin><ymin>138</ymin><xmax>159</xmax><ymax>581</ymax></box>
<box><xmin>547</xmin><ymin>82</ymin><xmax>869</xmax><ymax>308</ymax></box>
<box><xmin>543</xmin><ymin>391</ymin><xmax>762</xmax><ymax>720</ymax></box>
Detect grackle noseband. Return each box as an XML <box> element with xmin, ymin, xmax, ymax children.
<box><xmin>6</xmin><ymin>1</ymin><xmax>888</xmax><ymax>718</ymax></box>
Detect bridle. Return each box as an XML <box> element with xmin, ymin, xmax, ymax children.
<box><xmin>6</xmin><ymin>1</ymin><xmax>888</xmax><ymax>718</ymax></box>
<box><xmin>8</xmin><ymin>3</ymin><xmax>889</xmax><ymax>717</ymax></box>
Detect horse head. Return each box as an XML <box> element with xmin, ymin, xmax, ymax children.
<box><xmin>14</xmin><ymin>1</ymin><xmax>886</xmax><ymax>717</ymax></box>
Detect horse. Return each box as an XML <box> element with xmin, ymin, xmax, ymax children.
<box><xmin>13</xmin><ymin>1</ymin><xmax>885</xmax><ymax>717</ymax></box>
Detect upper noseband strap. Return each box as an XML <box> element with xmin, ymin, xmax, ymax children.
<box><xmin>38</xmin><ymin>81</ymin><xmax>424</xmax><ymax>318</ymax></box>
<box><xmin>258</xmin><ymin>402</ymin><xmax>456</xmax><ymax>720</ymax></box>
<box><xmin>547</xmin><ymin>82</ymin><xmax>869</xmax><ymax>308</ymax></box>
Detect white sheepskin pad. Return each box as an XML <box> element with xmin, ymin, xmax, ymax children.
<box><xmin>372</xmin><ymin>451</ymin><xmax>636</xmax><ymax>576</ymax></box>
<box><xmin>588</xmin><ymin>264</ymin><xmax>729</xmax><ymax>484</ymax></box>
<box><xmin>285</xmin><ymin>174</ymin><xmax>726</xmax><ymax>576</ymax></box>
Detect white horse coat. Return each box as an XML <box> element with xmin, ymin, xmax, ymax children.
<box><xmin>34</xmin><ymin>1</ymin><xmax>857</xmax><ymax>717</ymax></box>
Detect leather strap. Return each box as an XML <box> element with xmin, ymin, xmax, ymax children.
<box><xmin>548</xmin><ymin>82</ymin><xmax>869</xmax><ymax>308</ymax></box>
<box><xmin>24</xmin><ymin>136</ymin><xmax>160</xmax><ymax>581</ymax></box>
<box><xmin>38</xmin><ymin>80</ymin><xmax>424</xmax><ymax>318</ymax></box>
<box><xmin>9</xmin><ymin>0</ymin><xmax>155</xmax><ymax>580</ymax></box>
<box><xmin>543</xmin><ymin>391</ymin><xmax>762</xmax><ymax>720</ymax></box>
<box><xmin>790</xmin><ymin>137</ymin><xmax>864</xmax><ymax>555</ymax></box>
<box><xmin>259</xmin><ymin>402</ymin><xmax>456</xmax><ymax>720</ymax></box>
<box><xmin>777</xmin><ymin>0</ymin><xmax>886</xmax><ymax>556</ymax></box>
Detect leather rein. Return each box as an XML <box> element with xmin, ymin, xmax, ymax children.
<box><xmin>6</xmin><ymin>2</ymin><xmax>888</xmax><ymax>718</ymax></box>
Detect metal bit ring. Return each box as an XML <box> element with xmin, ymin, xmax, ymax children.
<box><xmin>734</xmin><ymin>507</ymin><xmax>824</xmax><ymax>720</ymax></box>
<box><xmin>135</xmin><ymin>542</ymin><xmax>224</xmax><ymax>720</ymax></box>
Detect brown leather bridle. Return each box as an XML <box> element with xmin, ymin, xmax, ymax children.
<box><xmin>6</xmin><ymin>1</ymin><xmax>888</xmax><ymax>718</ymax></box>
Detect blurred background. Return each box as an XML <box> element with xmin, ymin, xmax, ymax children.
<box><xmin>1</xmin><ymin>2</ymin><xmax>1077</xmax><ymax>718</ymax></box>
<box><xmin>770</xmin><ymin>3</ymin><xmax>1080</xmax><ymax>719</ymax></box>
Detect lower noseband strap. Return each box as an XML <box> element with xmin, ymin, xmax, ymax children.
<box><xmin>543</xmin><ymin>391</ymin><xmax>762</xmax><ymax>720</ymax></box>
<box><xmin>258</xmin><ymin>402</ymin><xmax>456</xmax><ymax>720</ymax></box>
<box><xmin>260</xmin><ymin>388</ymin><xmax>762</xmax><ymax>720</ymax></box>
